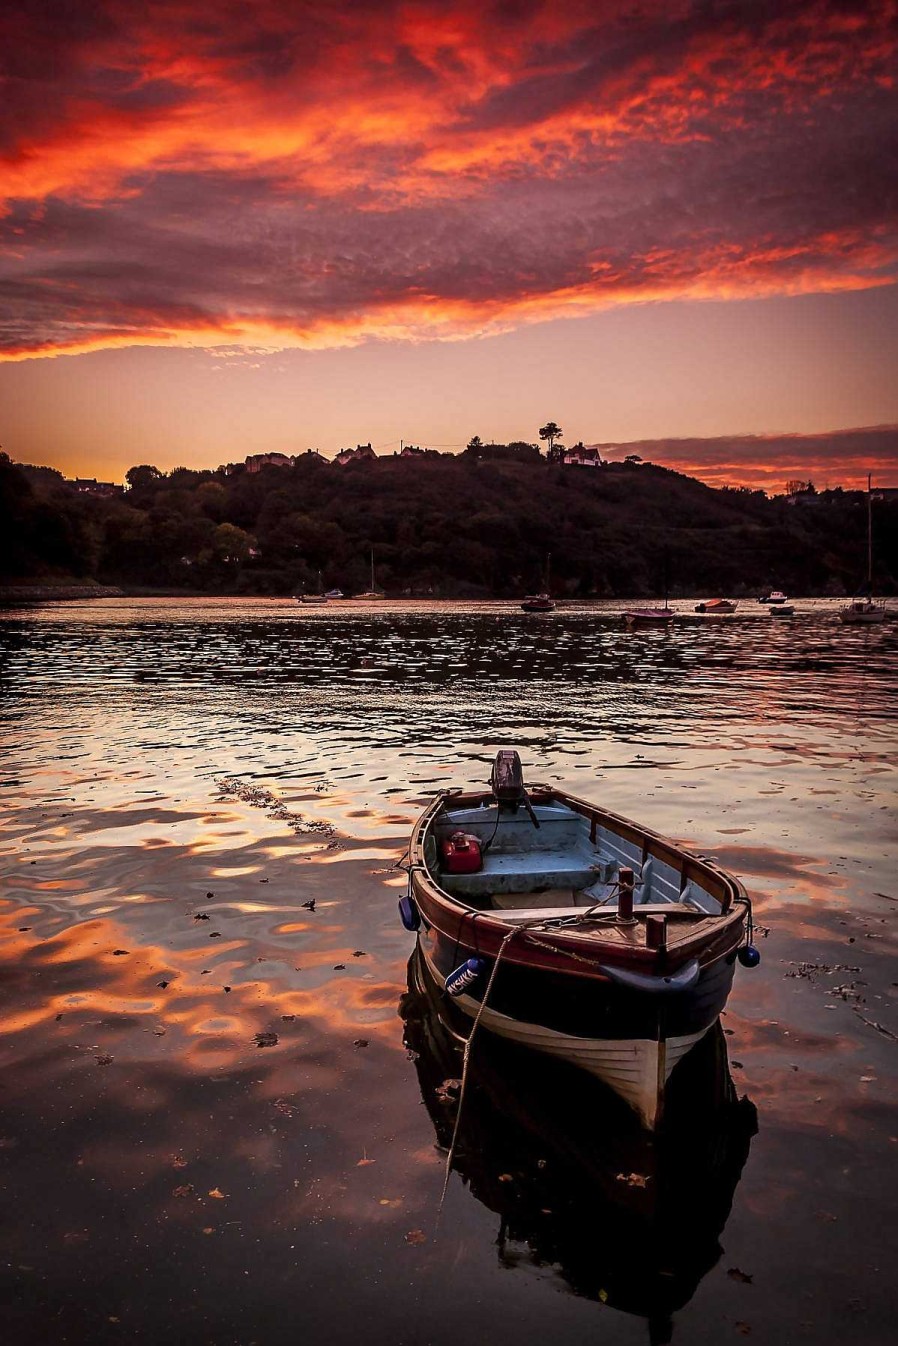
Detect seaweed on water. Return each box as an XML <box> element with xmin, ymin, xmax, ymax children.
<box><xmin>214</xmin><ymin>776</ymin><xmax>341</xmax><ymax>847</ymax></box>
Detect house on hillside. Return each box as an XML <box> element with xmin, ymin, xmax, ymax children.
<box><xmin>785</xmin><ymin>480</ymin><xmax>819</xmax><ymax>505</ymax></box>
<box><xmin>71</xmin><ymin>478</ymin><xmax>124</xmax><ymax>497</ymax></box>
<box><xmin>245</xmin><ymin>452</ymin><xmax>295</xmax><ymax>473</ymax></box>
<box><xmin>563</xmin><ymin>442</ymin><xmax>603</xmax><ymax>468</ymax></box>
<box><xmin>335</xmin><ymin>443</ymin><xmax>377</xmax><ymax>465</ymax></box>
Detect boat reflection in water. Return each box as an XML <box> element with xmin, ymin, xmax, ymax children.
<box><xmin>401</xmin><ymin>949</ymin><xmax>757</xmax><ymax>1344</ymax></box>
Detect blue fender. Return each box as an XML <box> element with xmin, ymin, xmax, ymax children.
<box><xmin>598</xmin><ymin>958</ymin><xmax>701</xmax><ymax>995</ymax></box>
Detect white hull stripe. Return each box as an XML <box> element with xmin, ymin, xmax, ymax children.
<box><xmin>420</xmin><ymin>946</ymin><xmax>709</xmax><ymax>1128</ymax></box>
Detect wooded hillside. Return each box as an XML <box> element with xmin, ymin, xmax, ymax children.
<box><xmin>3</xmin><ymin>450</ymin><xmax>895</xmax><ymax>598</ymax></box>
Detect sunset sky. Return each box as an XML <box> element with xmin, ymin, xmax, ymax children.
<box><xmin>1</xmin><ymin>0</ymin><xmax>896</xmax><ymax>487</ymax></box>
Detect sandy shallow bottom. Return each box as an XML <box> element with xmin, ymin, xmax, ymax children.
<box><xmin>0</xmin><ymin>599</ymin><xmax>896</xmax><ymax>1345</ymax></box>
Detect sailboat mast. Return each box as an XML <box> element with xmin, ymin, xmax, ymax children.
<box><xmin>370</xmin><ymin>548</ymin><xmax>376</xmax><ymax>592</ymax></box>
<box><xmin>867</xmin><ymin>473</ymin><xmax>873</xmax><ymax>590</ymax></box>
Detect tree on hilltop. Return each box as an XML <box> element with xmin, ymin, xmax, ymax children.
<box><xmin>539</xmin><ymin>422</ymin><xmax>563</xmax><ymax>461</ymax></box>
<box><xmin>125</xmin><ymin>465</ymin><xmax>162</xmax><ymax>490</ymax></box>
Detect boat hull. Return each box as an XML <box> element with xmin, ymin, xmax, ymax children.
<box><xmin>417</xmin><ymin>943</ymin><xmax>725</xmax><ymax>1128</ymax></box>
<box><xmin>417</xmin><ymin>928</ymin><xmax>736</xmax><ymax>1127</ymax></box>
<box><xmin>695</xmin><ymin>600</ymin><xmax>737</xmax><ymax>614</ymax></box>
<box><xmin>623</xmin><ymin>609</ymin><xmax>673</xmax><ymax>627</ymax></box>
<box><xmin>838</xmin><ymin>605</ymin><xmax>886</xmax><ymax>624</ymax></box>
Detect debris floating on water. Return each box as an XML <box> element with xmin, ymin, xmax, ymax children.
<box><xmin>214</xmin><ymin>777</ymin><xmax>340</xmax><ymax>847</ymax></box>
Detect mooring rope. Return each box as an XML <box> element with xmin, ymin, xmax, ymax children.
<box><xmin>436</xmin><ymin>920</ymin><xmax>531</xmax><ymax>1220</ymax></box>
<box><xmin>434</xmin><ymin>897</ymin><xmax>620</xmax><ymax>1221</ymax></box>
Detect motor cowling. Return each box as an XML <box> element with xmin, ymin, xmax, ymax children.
<box><xmin>491</xmin><ymin>749</ymin><xmax>526</xmax><ymax>803</ymax></box>
<box><xmin>440</xmin><ymin>831</ymin><xmax>483</xmax><ymax>873</ymax></box>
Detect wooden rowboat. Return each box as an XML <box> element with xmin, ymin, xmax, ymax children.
<box><xmin>404</xmin><ymin>752</ymin><xmax>758</xmax><ymax>1128</ymax></box>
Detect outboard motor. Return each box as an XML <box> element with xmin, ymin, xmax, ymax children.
<box><xmin>490</xmin><ymin>749</ymin><xmax>540</xmax><ymax>829</ymax></box>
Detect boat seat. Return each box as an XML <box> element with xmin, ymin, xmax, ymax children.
<box><xmin>494</xmin><ymin>901</ymin><xmax>709</xmax><ymax>924</ymax></box>
<box><xmin>441</xmin><ymin>852</ymin><xmax>599</xmax><ymax>899</ymax></box>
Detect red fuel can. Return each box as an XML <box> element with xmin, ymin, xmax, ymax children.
<box><xmin>440</xmin><ymin>831</ymin><xmax>483</xmax><ymax>874</ymax></box>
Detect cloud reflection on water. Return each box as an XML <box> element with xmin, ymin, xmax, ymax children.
<box><xmin>0</xmin><ymin>600</ymin><xmax>895</xmax><ymax>1342</ymax></box>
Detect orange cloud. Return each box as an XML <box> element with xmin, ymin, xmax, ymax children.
<box><xmin>1</xmin><ymin>0</ymin><xmax>896</xmax><ymax>359</ymax></box>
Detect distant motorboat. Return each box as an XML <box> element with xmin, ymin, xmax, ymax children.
<box><xmin>839</xmin><ymin>475</ymin><xmax>887</xmax><ymax>625</ymax></box>
<box><xmin>758</xmin><ymin>591</ymin><xmax>787</xmax><ymax>604</ymax></box>
<box><xmin>324</xmin><ymin>588</ymin><xmax>344</xmax><ymax>600</ymax></box>
<box><xmin>296</xmin><ymin>571</ymin><xmax>328</xmax><ymax>604</ymax></box>
<box><xmin>694</xmin><ymin>599</ymin><xmax>737</xmax><ymax>614</ymax></box>
<box><xmin>521</xmin><ymin>594</ymin><xmax>556</xmax><ymax>612</ymax></box>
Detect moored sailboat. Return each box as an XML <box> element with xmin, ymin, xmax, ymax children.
<box><xmin>521</xmin><ymin>553</ymin><xmax>556</xmax><ymax>611</ymax></box>
<box><xmin>623</xmin><ymin>602</ymin><xmax>673</xmax><ymax>628</ymax></box>
<box><xmin>839</xmin><ymin>475</ymin><xmax>887</xmax><ymax>624</ymax></box>
<box><xmin>356</xmin><ymin>549</ymin><xmax>385</xmax><ymax>600</ymax></box>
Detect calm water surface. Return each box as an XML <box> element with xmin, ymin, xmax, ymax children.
<box><xmin>1</xmin><ymin>599</ymin><xmax>896</xmax><ymax>1345</ymax></box>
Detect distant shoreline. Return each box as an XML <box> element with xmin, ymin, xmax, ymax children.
<box><xmin>0</xmin><ymin>584</ymin><xmax>126</xmax><ymax>603</ymax></box>
<box><xmin>1</xmin><ymin>585</ymin><xmax>872</xmax><ymax>605</ymax></box>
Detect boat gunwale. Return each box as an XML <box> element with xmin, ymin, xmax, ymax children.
<box><xmin>408</xmin><ymin>787</ymin><xmax>748</xmax><ymax>979</ymax></box>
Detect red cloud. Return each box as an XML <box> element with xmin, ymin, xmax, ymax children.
<box><xmin>1</xmin><ymin>1</ymin><xmax>896</xmax><ymax>358</ymax></box>
<box><xmin>598</xmin><ymin>426</ymin><xmax>898</xmax><ymax>490</ymax></box>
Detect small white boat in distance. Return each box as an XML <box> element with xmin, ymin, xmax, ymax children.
<box><xmin>758</xmin><ymin>590</ymin><xmax>787</xmax><ymax>604</ymax></box>
<box><xmin>839</xmin><ymin>598</ymin><xmax>886</xmax><ymax>624</ymax></box>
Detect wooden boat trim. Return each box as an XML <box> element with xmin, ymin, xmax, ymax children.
<box><xmin>408</xmin><ymin>788</ymin><xmax>748</xmax><ymax>982</ymax></box>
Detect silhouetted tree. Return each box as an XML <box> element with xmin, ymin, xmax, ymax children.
<box><xmin>539</xmin><ymin>421</ymin><xmax>563</xmax><ymax>461</ymax></box>
<box><xmin>125</xmin><ymin>465</ymin><xmax>163</xmax><ymax>490</ymax></box>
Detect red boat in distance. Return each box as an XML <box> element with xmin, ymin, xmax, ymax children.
<box><xmin>521</xmin><ymin>594</ymin><xmax>556</xmax><ymax>612</ymax></box>
<box><xmin>623</xmin><ymin>606</ymin><xmax>673</xmax><ymax>629</ymax></box>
